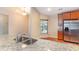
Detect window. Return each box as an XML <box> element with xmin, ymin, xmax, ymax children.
<box><xmin>40</xmin><ymin>20</ymin><xmax>48</xmax><ymax>34</ymax></box>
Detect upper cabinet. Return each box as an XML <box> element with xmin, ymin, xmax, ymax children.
<box><xmin>71</xmin><ymin>11</ymin><xmax>79</xmax><ymax>19</ymax></box>
<box><xmin>63</xmin><ymin>12</ymin><xmax>71</xmax><ymax>20</ymax></box>
<box><xmin>62</xmin><ymin>10</ymin><xmax>79</xmax><ymax>20</ymax></box>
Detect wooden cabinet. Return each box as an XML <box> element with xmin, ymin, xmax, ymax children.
<box><xmin>58</xmin><ymin>10</ymin><xmax>79</xmax><ymax>40</ymax></box>
<box><xmin>63</xmin><ymin>10</ymin><xmax>79</xmax><ymax>20</ymax></box>
<box><xmin>58</xmin><ymin>31</ymin><xmax>63</xmax><ymax>40</ymax></box>
<box><xmin>63</xmin><ymin>12</ymin><xmax>71</xmax><ymax>20</ymax></box>
<box><xmin>71</xmin><ymin>11</ymin><xmax>79</xmax><ymax>19</ymax></box>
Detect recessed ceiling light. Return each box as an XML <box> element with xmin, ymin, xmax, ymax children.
<box><xmin>47</xmin><ymin>8</ymin><xmax>51</xmax><ymax>11</ymax></box>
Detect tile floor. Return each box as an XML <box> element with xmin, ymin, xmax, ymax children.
<box><xmin>0</xmin><ymin>36</ymin><xmax>79</xmax><ymax>51</ymax></box>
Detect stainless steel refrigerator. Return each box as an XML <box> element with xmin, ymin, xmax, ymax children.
<box><xmin>64</xmin><ymin>20</ymin><xmax>79</xmax><ymax>43</ymax></box>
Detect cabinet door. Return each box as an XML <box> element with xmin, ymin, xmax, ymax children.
<box><xmin>71</xmin><ymin>11</ymin><xmax>79</xmax><ymax>19</ymax></box>
<box><xmin>63</xmin><ymin>12</ymin><xmax>71</xmax><ymax>20</ymax></box>
<box><xmin>58</xmin><ymin>31</ymin><xmax>63</xmax><ymax>40</ymax></box>
<box><xmin>58</xmin><ymin>14</ymin><xmax>63</xmax><ymax>40</ymax></box>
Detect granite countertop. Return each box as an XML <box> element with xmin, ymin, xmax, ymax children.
<box><xmin>0</xmin><ymin>36</ymin><xmax>79</xmax><ymax>51</ymax></box>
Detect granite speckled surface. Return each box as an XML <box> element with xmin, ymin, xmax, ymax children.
<box><xmin>0</xmin><ymin>36</ymin><xmax>79</xmax><ymax>51</ymax></box>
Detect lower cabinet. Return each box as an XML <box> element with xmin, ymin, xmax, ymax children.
<box><xmin>58</xmin><ymin>31</ymin><xmax>63</xmax><ymax>40</ymax></box>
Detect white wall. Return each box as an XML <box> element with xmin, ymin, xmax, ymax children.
<box><xmin>0</xmin><ymin>7</ymin><xmax>28</xmax><ymax>37</ymax></box>
<box><xmin>29</xmin><ymin>8</ymin><xmax>58</xmax><ymax>39</ymax></box>
<box><xmin>40</xmin><ymin>14</ymin><xmax>58</xmax><ymax>38</ymax></box>
<box><xmin>0</xmin><ymin>7</ymin><xmax>59</xmax><ymax>39</ymax></box>
<box><xmin>9</xmin><ymin>11</ymin><xmax>28</xmax><ymax>36</ymax></box>
<box><xmin>48</xmin><ymin>14</ymin><xmax>58</xmax><ymax>38</ymax></box>
<box><xmin>30</xmin><ymin>8</ymin><xmax>40</xmax><ymax>39</ymax></box>
<box><xmin>29</xmin><ymin>8</ymin><xmax>49</xmax><ymax>39</ymax></box>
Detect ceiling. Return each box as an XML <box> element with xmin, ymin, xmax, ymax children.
<box><xmin>35</xmin><ymin>7</ymin><xmax>79</xmax><ymax>16</ymax></box>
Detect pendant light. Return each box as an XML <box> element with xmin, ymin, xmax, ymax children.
<box><xmin>22</xmin><ymin>7</ymin><xmax>31</xmax><ymax>15</ymax></box>
<box><xmin>22</xmin><ymin>7</ymin><xmax>27</xmax><ymax>15</ymax></box>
